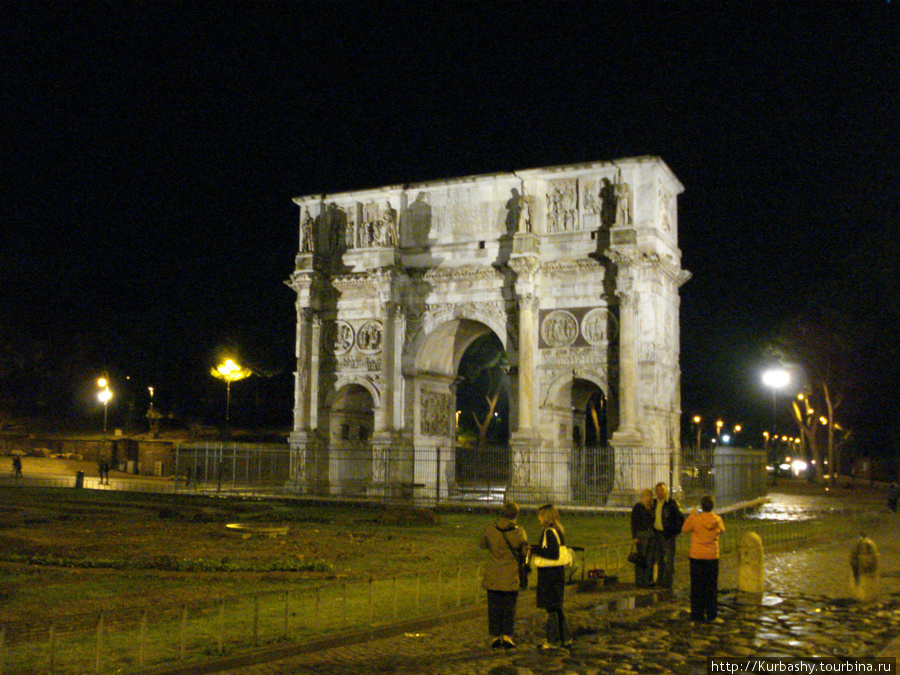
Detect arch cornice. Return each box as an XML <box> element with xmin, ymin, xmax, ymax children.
<box><xmin>405</xmin><ymin>301</ymin><xmax>511</xmax><ymax>366</ymax></box>
<box><xmin>607</xmin><ymin>250</ymin><xmax>691</xmax><ymax>287</ymax></box>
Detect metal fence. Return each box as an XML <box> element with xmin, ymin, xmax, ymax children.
<box><xmin>1</xmin><ymin>442</ymin><xmax>766</xmax><ymax>510</ymax></box>
<box><xmin>290</xmin><ymin>443</ymin><xmax>768</xmax><ymax>510</ymax></box>
<box><xmin>0</xmin><ymin>563</ymin><xmax>489</xmax><ymax>674</ymax></box>
<box><xmin>174</xmin><ymin>442</ymin><xmax>291</xmax><ymax>489</ymax></box>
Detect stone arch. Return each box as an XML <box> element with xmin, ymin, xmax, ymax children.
<box><xmin>409</xmin><ymin>310</ymin><xmax>509</xmax><ymax>376</ymax></box>
<box><xmin>288</xmin><ymin>157</ymin><xmax>689</xmax><ymax>507</ymax></box>
<box><xmin>412</xmin><ymin>317</ymin><xmax>511</xmax><ymax>498</ymax></box>
<box><xmin>326</xmin><ymin>375</ymin><xmax>381</xmax><ymax>411</ymax></box>
<box><xmin>413</xmin><ymin>317</ymin><xmax>501</xmax><ymax>378</ymax></box>
<box><xmin>327</xmin><ymin>383</ymin><xmax>375</xmax><ymax>496</ymax></box>
<box><xmin>542</xmin><ymin>369</ymin><xmax>608</xmax><ymax>409</ymax></box>
<box><xmin>541</xmin><ymin>370</ymin><xmax>614</xmax><ymax>504</ymax></box>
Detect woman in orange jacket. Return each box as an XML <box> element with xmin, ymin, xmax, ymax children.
<box><xmin>682</xmin><ymin>494</ymin><xmax>725</xmax><ymax>623</ymax></box>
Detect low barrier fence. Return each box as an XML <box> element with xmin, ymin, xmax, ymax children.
<box><xmin>0</xmin><ymin>508</ymin><xmax>880</xmax><ymax>675</ymax></box>
<box><xmin>291</xmin><ymin>443</ymin><xmax>767</xmax><ymax>510</ymax></box>
<box><xmin>2</xmin><ymin>443</ymin><xmax>767</xmax><ymax>510</ymax></box>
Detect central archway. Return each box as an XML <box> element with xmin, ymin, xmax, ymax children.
<box><xmin>412</xmin><ymin>318</ymin><xmax>510</xmax><ymax>500</ymax></box>
<box><xmin>454</xmin><ymin>332</ymin><xmax>511</xmax><ymax>496</ymax></box>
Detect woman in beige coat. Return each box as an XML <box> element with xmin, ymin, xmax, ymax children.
<box><xmin>479</xmin><ymin>500</ymin><xmax>529</xmax><ymax>649</ymax></box>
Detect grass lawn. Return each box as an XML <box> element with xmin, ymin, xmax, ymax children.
<box><xmin>0</xmin><ymin>483</ymin><xmax>868</xmax><ymax>627</ymax></box>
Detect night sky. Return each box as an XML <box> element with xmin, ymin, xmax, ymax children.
<box><xmin>3</xmin><ymin>5</ymin><xmax>898</xmax><ymax>446</ymax></box>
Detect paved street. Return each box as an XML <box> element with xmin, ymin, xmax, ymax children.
<box><xmin>221</xmin><ymin>480</ymin><xmax>900</xmax><ymax>675</ymax></box>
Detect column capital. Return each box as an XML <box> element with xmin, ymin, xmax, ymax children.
<box><xmin>516</xmin><ymin>292</ymin><xmax>538</xmax><ymax>312</ymax></box>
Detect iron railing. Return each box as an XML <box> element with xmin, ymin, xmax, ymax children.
<box><xmin>287</xmin><ymin>443</ymin><xmax>767</xmax><ymax>510</ymax></box>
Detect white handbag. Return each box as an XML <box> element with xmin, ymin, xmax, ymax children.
<box><xmin>531</xmin><ymin>529</ymin><xmax>573</xmax><ymax>567</ymax></box>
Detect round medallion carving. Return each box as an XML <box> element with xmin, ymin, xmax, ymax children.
<box><xmin>541</xmin><ymin>310</ymin><xmax>578</xmax><ymax>348</ymax></box>
<box><xmin>356</xmin><ymin>320</ymin><xmax>383</xmax><ymax>354</ymax></box>
<box><xmin>333</xmin><ymin>320</ymin><xmax>354</xmax><ymax>355</ymax></box>
<box><xmin>581</xmin><ymin>308</ymin><xmax>618</xmax><ymax>345</ymax></box>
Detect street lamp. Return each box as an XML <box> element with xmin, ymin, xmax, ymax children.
<box><xmin>692</xmin><ymin>415</ymin><xmax>702</xmax><ymax>452</ymax></box>
<box><xmin>211</xmin><ymin>358</ymin><xmax>252</xmax><ymax>432</ymax></box>
<box><xmin>762</xmin><ymin>368</ymin><xmax>790</xmax><ymax>442</ymax></box>
<box><xmin>97</xmin><ymin>378</ymin><xmax>113</xmax><ymax>435</ymax></box>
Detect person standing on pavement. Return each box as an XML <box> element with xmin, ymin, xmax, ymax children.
<box><xmin>682</xmin><ymin>494</ymin><xmax>725</xmax><ymax>622</ymax></box>
<box><xmin>650</xmin><ymin>482</ymin><xmax>684</xmax><ymax>590</ymax></box>
<box><xmin>479</xmin><ymin>500</ymin><xmax>529</xmax><ymax>650</ymax></box>
<box><xmin>532</xmin><ymin>503</ymin><xmax>572</xmax><ymax>650</ymax></box>
<box><xmin>631</xmin><ymin>488</ymin><xmax>655</xmax><ymax>587</ymax></box>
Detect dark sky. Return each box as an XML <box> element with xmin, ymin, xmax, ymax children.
<box><xmin>3</xmin><ymin>4</ymin><xmax>898</xmax><ymax>440</ymax></box>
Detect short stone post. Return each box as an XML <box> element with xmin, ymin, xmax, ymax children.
<box><xmin>850</xmin><ymin>535</ymin><xmax>880</xmax><ymax>601</ymax></box>
<box><xmin>737</xmin><ymin>532</ymin><xmax>764</xmax><ymax>603</ymax></box>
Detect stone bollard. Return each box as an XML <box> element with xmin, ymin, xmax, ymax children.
<box><xmin>849</xmin><ymin>535</ymin><xmax>880</xmax><ymax>602</ymax></box>
<box><xmin>737</xmin><ymin>531</ymin><xmax>764</xmax><ymax>603</ymax></box>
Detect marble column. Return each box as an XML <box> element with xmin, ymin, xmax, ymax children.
<box><xmin>308</xmin><ymin>314</ymin><xmax>322</xmax><ymax>430</ymax></box>
<box><xmin>612</xmin><ymin>273</ymin><xmax>641</xmax><ymax>444</ymax></box>
<box><xmin>293</xmin><ymin>308</ymin><xmax>313</xmax><ymax>430</ymax></box>
<box><xmin>516</xmin><ymin>291</ymin><xmax>537</xmax><ymax>433</ymax></box>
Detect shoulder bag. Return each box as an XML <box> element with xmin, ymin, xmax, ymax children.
<box><xmin>627</xmin><ymin>542</ymin><xmax>644</xmax><ymax>565</ymax></box>
<box><xmin>499</xmin><ymin>527</ymin><xmax>530</xmax><ymax>590</ymax></box>
<box><xmin>531</xmin><ymin>527</ymin><xmax>574</xmax><ymax>568</ymax></box>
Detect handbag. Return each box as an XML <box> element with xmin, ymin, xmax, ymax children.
<box><xmin>627</xmin><ymin>543</ymin><xmax>644</xmax><ymax>565</ymax></box>
<box><xmin>499</xmin><ymin>528</ymin><xmax>530</xmax><ymax>590</ymax></box>
<box><xmin>531</xmin><ymin>528</ymin><xmax>574</xmax><ymax>568</ymax></box>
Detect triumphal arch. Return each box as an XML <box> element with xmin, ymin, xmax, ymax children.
<box><xmin>286</xmin><ymin>157</ymin><xmax>690</xmax><ymax>506</ymax></box>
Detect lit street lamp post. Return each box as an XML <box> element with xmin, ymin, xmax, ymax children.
<box><xmin>211</xmin><ymin>359</ymin><xmax>252</xmax><ymax>435</ymax></box>
<box><xmin>97</xmin><ymin>378</ymin><xmax>113</xmax><ymax>436</ymax></box>
<box><xmin>762</xmin><ymin>368</ymin><xmax>790</xmax><ymax>443</ymax></box>
<box><xmin>692</xmin><ymin>415</ymin><xmax>702</xmax><ymax>452</ymax></box>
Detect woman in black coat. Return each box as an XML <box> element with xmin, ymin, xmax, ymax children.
<box><xmin>532</xmin><ymin>503</ymin><xmax>572</xmax><ymax>649</ymax></box>
<box><xmin>631</xmin><ymin>488</ymin><xmax>655</xmax><ymax>587</ymax></box>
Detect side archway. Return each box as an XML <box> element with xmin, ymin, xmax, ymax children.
<box><xmin>327</xmin><ymin>383</ymin><xmax>375</xmax><ymax>496</ymax></box>
<box><xmin>542</xmin><ymin>371</ymin><xmax>614</xmax><ymax>504</ymax></box>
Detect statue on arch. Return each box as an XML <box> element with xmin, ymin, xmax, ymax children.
<box><xmin>614</xmin><ymin>173</ymin><xmax>633</xmax><ymax>228</ymax></box>
<box><xmin>300</xmin><ymin>209</ymin><xmax>315</xmax><ymax>252</ymax></box>
<box><xmin>506</xmin><ymin>188</ymin><xmax>531</xmax><ymax>234</ymax></box>
<box><xmin>382</xmin><ymin>201</ymin><xmax>398</xmax><ymax>246</ymax></box>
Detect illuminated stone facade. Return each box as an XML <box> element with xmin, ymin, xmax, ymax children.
<box><xmin>286</xmin><ymin>157</ymin><xmax>690</xmax><ymax>504</ymax></box>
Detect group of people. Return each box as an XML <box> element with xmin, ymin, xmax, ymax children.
<box><xmin>632</xmin><ymin>482</ymin><xmax>725</xmax><ymax>623</ymax></box>
<box><xmin>479</xmin><ymin>484</ymin><xmax>726</xmax><ymax>652</ymax></box>
<box><xmin>479</xmin><ymin>501</ymin><xmax>571</xmax><ymax>651</ymax></box>
<box><xmin>98</xmin><ymin>459</ymin><xmax>111</xmax><ymax>485</ymax></box>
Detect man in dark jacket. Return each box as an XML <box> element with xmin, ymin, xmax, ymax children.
<box><xmin>650</xmin><ymin>482</ymin><xmax>684</xmax><ymax>589</ymax></box>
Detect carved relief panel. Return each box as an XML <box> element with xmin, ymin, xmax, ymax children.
<box><xmin>330</xmin><ymin>319</ymin><xmax>383</xmax><ymax>371</ymax></box>
<box><xmin>420</xmin><ymin>391</ymin><xmax>453</xmax><ymax>436</ymax></box>
<box><xmin>538</xmin><ymin>307</ymin><xmax>617</xmax><ymax>349</ymax></box>
<box><xmin>658</xmin><ymin>183</ymin><xmax>674</xmax><ymax>234</ymax></box>
<box><xmin>545</xmin><ymin>179</ymin><xmax>578</xmax><ymax>232</ymax></box>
